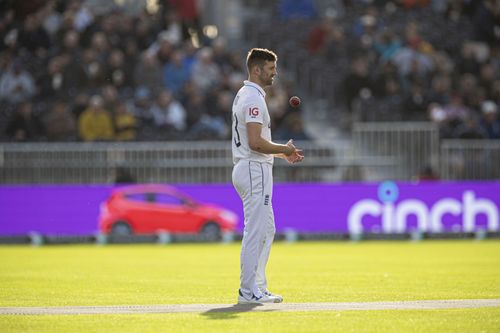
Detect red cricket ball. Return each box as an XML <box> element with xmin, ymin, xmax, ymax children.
<box><xmin>289</xmin><ymin>96</ymin><xmax>301</xmax><ymax>107</ymax></box>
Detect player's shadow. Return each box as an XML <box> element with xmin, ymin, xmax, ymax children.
<box><xmin>201</xmin><ymin>303</ymin><xmax>275</xmax><ymax>320</ymax></box>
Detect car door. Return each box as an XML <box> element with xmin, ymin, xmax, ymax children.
<box><xmin>149</xmin><ymin>191</ymin><xmax>196</xmax><ymax>232</ymax></box>
<box><xmin>122</xmin><ymin>192</ymin><xmax>159</xmax><ymax>233</ymax></box>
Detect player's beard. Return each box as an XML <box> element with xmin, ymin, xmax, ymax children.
<box><xmin>261</xmin><ymin>73</ymin><xmax>275</xmax><ymax>86</ymax></box>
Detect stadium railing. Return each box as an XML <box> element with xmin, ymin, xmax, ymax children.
<box><xmin>440</xmin><ymin>139</ymin><xmax>500</xmax><ymax>180</ymax></box>
<box><xmin>352</xmin><ymin>122</ymin><xmax>440</xmax><ymax>180</ymax></box>
<box><xmin>1</xmin><ymin>123</ymin><xmax>498</xmax><ymax>184</ymax></box>
<box><xmin>0</xmin><ymin>140</ymin><xmax>396</xmax><ymax>184</ymax></box>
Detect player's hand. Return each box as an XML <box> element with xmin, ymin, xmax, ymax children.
<box><xmin>285</xmin><ymin>150</ymin><xmax>304</xmax><ymax>164</ymax></box>
<box><xmin>283</xmin><ymin>139</ymin><xmax>296</xmax><ymax>156</ymax></box>
<box><xmin>284</xmin><ymin>139</ymin><xmax>304</xmax><ymax>163</ymax></box>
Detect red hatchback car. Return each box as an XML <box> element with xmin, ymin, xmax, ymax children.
<box><xmin>99</xmin><ymin>184</ymin><xmax>238</xmax><ymax>240</ymax></box>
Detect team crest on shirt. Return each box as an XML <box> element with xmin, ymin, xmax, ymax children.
<box><xmin>249</xmin><ymin>107</ymin><xmax>259</xmax><ymax>118</ymax></box>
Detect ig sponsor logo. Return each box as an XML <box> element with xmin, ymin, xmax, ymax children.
<box><xmin>347</xmin><ymin>181</ymin><xmax>499</xmax><ymax>234</ymax></box>
<box><xmin>249</xmin><ymin>107</ymin><xmax>259</xmax><ymax>117</ymax></box>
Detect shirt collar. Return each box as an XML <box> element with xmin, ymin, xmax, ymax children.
<box><xmin>243</xmin><ymin>80</ymin><xmax>266</xmax><ymax>98</ymax></box>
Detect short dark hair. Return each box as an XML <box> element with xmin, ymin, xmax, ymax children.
<box><xmin>246</xmin><ymin>48</ymin><xmax>277</xmax><ymax>71</ymax></box>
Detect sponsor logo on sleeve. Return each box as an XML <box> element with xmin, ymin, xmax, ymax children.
<box><xmin>249</xmin><ymin>107</ymin><xmax>259</xmax><ymax>118</ymax></box>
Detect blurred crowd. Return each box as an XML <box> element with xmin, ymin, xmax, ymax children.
<box><xmin>252</xmin><ymin>0</ymin><xmax>500</xmax><ymax>139</ymax></box>
<box><xmin>0</xmin><ymin>0</ymin><xmax>305</xmax><ymax>142</ymax></box>
<box><xmin>301</xmin><ymin>0</ymin><xmax>500</xmax><ymax>139</ymax></box>
<box><xmin>2</xmin><ymin>0</ymin><xmax>499</xmax><ymax>143</ymax></box>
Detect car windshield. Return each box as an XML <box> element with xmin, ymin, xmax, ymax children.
<box><xmin>123</xmin><ymin>189</ymin><xmax>197</xmax><ymax>206</ymax></box>
<box><xmin>155</xmin><ymin>193</ymin><xmax>183</xmax><ymax>205</ymax></box>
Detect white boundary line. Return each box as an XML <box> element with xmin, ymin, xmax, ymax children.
<box><xmin>1</xmin><ymin>299</ymin><xmax>499</xmax><ymax>315</ymax></box>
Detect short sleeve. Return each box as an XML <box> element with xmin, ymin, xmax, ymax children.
<box><xmin>243</xmin><ymin>100</ymin><xmax>265</xmax><ymax>124</ymax></box>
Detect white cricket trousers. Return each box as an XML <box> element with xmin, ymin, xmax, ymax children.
<box><xmin>232</xmin><ymin>160</ymin><xmax>276</xmax><ymax>298</ymax></box>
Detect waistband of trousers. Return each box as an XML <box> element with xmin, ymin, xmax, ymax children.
<box><xmin>235</xmin><ymin>159</ymin><xmax>273</xmax><ymax>166</ymax></box>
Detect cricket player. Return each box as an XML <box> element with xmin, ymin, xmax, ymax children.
<box><xmin>232</xmin><ymin>48</ymin><xmax>304</xmax><ymax>304</ymax></box>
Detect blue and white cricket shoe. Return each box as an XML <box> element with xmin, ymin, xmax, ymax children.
<box><xmin>237</xmin><ymin>289</ymin><xmax>282</xmax><ymax>304</ymax></box>
<box><xmin>263</xmin><ymin>290</ymin><xmax>283</xmax><ymax>303</ymax></box>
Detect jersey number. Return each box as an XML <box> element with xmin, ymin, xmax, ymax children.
<box><xmin>233</xmin><ymin>114</ymin><xmax>241</xmax><ymax>147</ymax></box>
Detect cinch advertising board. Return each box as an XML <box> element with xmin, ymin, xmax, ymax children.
<box><xmin>0</xmin><ymin>182</ymin><xmax>498</xmax><ymax>235</ymax></box>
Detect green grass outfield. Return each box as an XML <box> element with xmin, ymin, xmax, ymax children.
<box><xmin>1</xmin><ymin>240</ymin><xmax>499</xmax><ymax>332</ymax></box>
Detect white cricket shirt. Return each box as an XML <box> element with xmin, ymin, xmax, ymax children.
<box><xmin>231</xmin><ymin>80</ymin><xmax>273</xmax><ymax>165</ymax></box>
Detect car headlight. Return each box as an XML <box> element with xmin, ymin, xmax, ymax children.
<box><xmin>219</xmin><ymin>210</ymin><xmax>237</xmax><ymax>223</ymax></box>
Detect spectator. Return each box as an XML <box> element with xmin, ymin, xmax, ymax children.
<box><xmin>129</xmin><ymin>86</ymin><xmax>154</xmax><ymax>126</ymax></box>
<box><xmin>479</xmin><ymin>100</ymin><xmax>500</xmax><ymax>139</ymax></box>
<box><xmin>80</xmin><ymin>48</ymin><xmax>106</xmax><ymax>89</ymax></box>
<box><xmin>151</xmin><ymin>89</ymin><xmax>186</xmax><ymax>132</ymax></box>
<box><xmin>478</xmin><ymin>62</ymin><xmax>497</xmax><ymax>97</ymax></box>
<box><xmin>275</xmin><ymin>113</ymin><xmax>310</xmax><ymax>141</ymax></box>
<box><xmin>69</xmin><ymin>0</ymin><xmax>94</xmax><ymax>32</ymax></box>
<box><xmin>352</xmin><ymin>6</ymin><xmax>383</xmax><ymax>50</ymax></box>
<box><xmin>161</xmin><ymin>10</ymin><xmax>183</xmax><ymax>46</ymax></box>
<box><xmin>392</xmin><ymin>22</ymin><xmax>434</xmax><ymax>78</ymax></box>
<box><xmin>0</xmin><ymin>9</ymin><xmax>16</xmax><ymax>51</ymax></box>
<box><xmin>41</xmin><ymin>2</ymin><xmax>62</xmax><ymax>37</ymax></box>
<box><xmin>5</xmin><ymin>102</ymin><xmax>44</xmax><ymax>141</ymax></box>
<box><xmin>428</xmin><ymin>103</ymin><xmax>454</xmax><ymax>138</ymax></box>
<box><xmin>458</xmin><ymin>73</ymin><xmax>481</xmax><ymax>109</ymax></box>
<box><xmin>105</xmin><ymin>49</ymin><xmax>133</xmax><ymax>90</ymax></box>
<box><xmin>442</xmin><ymin>93</ymin><xmax>471</xmax><ymax>125</ymax></box>
<box><xmin>78</xmin><ymin>95</ymin><xmax>114</xmax><ymax>141</ymax></box>
<box><xmin>403</xmin><ymin>81</ymin><xmax>429</xmax><ymax>120</ymax></box>
<box><xmin>90</xmin><ymin>32</ymin><xmax>110</xmax><ymax>63</ymax></box>
<box><xmin>307</xmin><ymin>15</ymin><xmax>336</xmax><ymax>55</ymax></box>
<box><xmin>71</xmin><ymin>92</ymin><xmax>89</xmax><ymax>120</ymax></box>
<box><xmin>181</xmin><ymin>39</ymin><xmax>198</xmax><ymax>72</ymax></box>
<box><xmin>134</xmin><ymin>18</ymin><xmax>155</xmax><ymax>51</ymax></box>
<box><xmin>182</xmin><ymin>86</ymin><xmax>207</xmax><ymax>130</ymax></box>
<box><xmin>0</xmin><ymin>60</ymin><xmax>36</xmax><ymax>104</ymax></box>
<box><xmin>373</xmin><ymin>61</ymin><xmax>400</xmax><ymax>97</ymax></box>
<box><xmin>472</xmin><ymin>0</ymin><xmax>500</xmax><ymax>44</ymax></box>
<box><xmin>392</xmin><ymin>46</ymin><xmax>434</xmax><ymax>80</ymax></box>
<box><xmin>212</xmin><ymin>37</ymin><xmax>232</xmax><ymax>74</ymax></box>
<box><xmin>189</xmin><ymin>113</ymin><xmax>227</xmax><ymax>140</ymax></box>
<box><xmin>341</xmin><ymin>57</ymin><xmax>374</xmax><ymax>111</ymax></box>
<box><xmin>416</xmin><ymin>165</ymin><xmax>440</xmax><ymax>181</ymax></box>
<box><xmin>112</xmin><ymin>165</ymin><xmax>136</xmax><ymax>184</ymax></box>
<box><xmin>37</xmin><ymin>56</ymin><xmax>69</xmax><ymax>100</ymax></box>
<box><xmin>457</xmin><ymin>42</ymin><xmax>481</xmax><ymax>75</ymax></box>
<box><xmin>134</xmin><ymin>52</ymin><xmax>163</xmax><ymax>94</ymax></box>
<box><xmin>101</xmin><ymin>85</ymin><xmax>120</xmax><ymax>112</ymax></box>
<box><xmin>427</xmin><ymin>75</ymin><xmax>452</xmax><ymax>105</ymax></box>
<box><xmin>163</xmin><ymin>50</ymin><xmax>190</xmax><ymax>97</ymax></box>
<box><xmin>113</xmin><ymin>102</ymin><xmax>137</xmax><ymax>141</ymax></box>
<box><xmin>373</xmin><ymin>29</ymin><xmax>402</xmax><ymax>62</ymax></box>
<box><xmin>190</xmin><ymin>47</ymin><xmax>221</xmax><ymax>93</ymax></box>
<box><xmin>169</xmin><ymin>0</ymin><xmax>202</xmax><ymax>42</ymax></box>
<box><xmin>44</xmin><ymin>100</ymin><xmax>76</xmax><ymax>141</ymax></box>
<box><xmin>266</xmin><ymin>84</ymin><xmax>289</xmax><ymax>130</ymax></box>
<box><xmin>17</xmin><ymin>14</ymin><xmax>51</xmax><ymax>55</ymax></box>
<box><xmin>454</xmin><ymin>115</ymin><xmax>487</xmax><ymax>139</ymax></box>
<box><xmin>155</xmin><ymin>34</ymin><xmax>174</xmax><ymax>64</ymax></box>
<box><xmin>378</xmin><ymin>78</ymin><xmax>404</xmax><ymax>120</ymax></box>
<box><xmin>212</xmin><ymin>90</ymin><xmax>236</xmax><ymax>130</ymax></box>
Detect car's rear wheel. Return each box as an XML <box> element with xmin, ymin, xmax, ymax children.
<box><xmin>201</xmin><ymin>222</ymin><xmax>221</xmax><ymax>242</ymax></box>
<box><xmin>110</xmin><ymin>221</ymin><xmax>132</xmax><ymax>236</ymax></box>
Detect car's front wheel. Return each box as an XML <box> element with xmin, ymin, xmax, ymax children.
<box><xmin>201</xmin><ymin>222</ymin><xmax>221</xmax><ymax>242</ymax></box>
<box><xmin>110</xmin><ymin>221</ymin><xmax>132</xmax><ymax>236</ymax></box>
